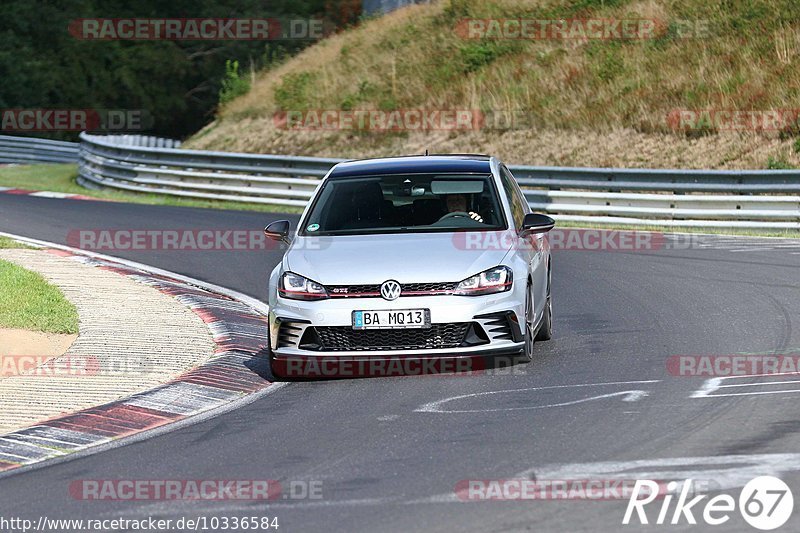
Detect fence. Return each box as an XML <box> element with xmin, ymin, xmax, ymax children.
<box><xmin>4</xmin><ymin>133</ymin><xmax>800</xmax><ymax>229</ymax></box>
<box><xmin>0</xmin><ymin>135</ymin><xmax>79</xmax><ymax>165</ymax></box>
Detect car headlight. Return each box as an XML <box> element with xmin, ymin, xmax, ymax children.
<box><xmin>279</xmin><ymin>272</ymin><xmax>328</xmax><ymax>300</ymax></box>
<box><xmin>454</xmin><ymin>266</ymin><xmax>512</xmax><ymax>296</ymax></box>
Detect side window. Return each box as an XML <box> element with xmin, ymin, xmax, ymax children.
<box><xmin>500</xmin><ymin>166</ymin><xmax>527</xmax><ymax>229</ymax></box>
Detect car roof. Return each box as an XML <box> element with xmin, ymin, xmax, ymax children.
<box><xmin>328</xmin><ymin>155</ymin><xmax>493</xmax><ymax>178</ymax></box>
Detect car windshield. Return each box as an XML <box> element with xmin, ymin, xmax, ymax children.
<box><xmin>300</xmin><ymin>173</ymin><xmax>506</xmax><ymax>236</ymax></box>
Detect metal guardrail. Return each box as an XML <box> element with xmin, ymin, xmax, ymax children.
<box><xmin>78</xmin><ymin>133</ymin><xmax>800</xmax><ymax>229</ymax></box>
<box><xmin>0</xmin><ymin>135</ymin><xmax>79</xmax><ymax>165</ymax></box>
<box><xmin>5</xmin><ymin>132</ymin><xmax>798</xmax><ymax>229</ymax></box>
<box><xmin>514</xmin><ymin>166</ymin><xmax>800</xmax><ymax>229</ymax></box>
<box><xmin>78</xmin><ymin>133</ymin><xmax>340</xmax><ymax>207</ymax></box>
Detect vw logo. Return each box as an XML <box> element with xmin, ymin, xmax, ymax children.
<box><xmin>380</xmin><ymin>280</ymin><xmax>401</xmax><ymax>301</ymax></box>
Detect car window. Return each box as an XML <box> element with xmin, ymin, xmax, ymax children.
<box><xmin>300</xmin><ymin>173</ymin><xmax>507</xmax><ymax>236</ymax></box>
<box><xmin>500</xmin><ymin>166</ymin><xmax>528</xmax><ymax>229</ymax></box>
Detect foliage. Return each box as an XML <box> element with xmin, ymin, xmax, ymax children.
<box><xmin>219</xmin><ymin>60</ymin><xmax>250</xmax><ymax>105</ymax></box>
<box><xmin>0</xmin><ymin>0</ymin><xmax>360</xmax><ymax>139</ymax></box>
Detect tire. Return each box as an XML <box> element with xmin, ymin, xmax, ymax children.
<box><xmin>522</xmin><ymin>284</ymin><xmax>534</xmax><ymax>361</ymax></box>
<box><xmin>535</xmin><ymin>271</ymin><xmax>553</xmax><ymax>342</ymax></box>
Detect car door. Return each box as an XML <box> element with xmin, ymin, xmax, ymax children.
<box><xmin>500</xmin><ymin>165</ymin><xmax>548</xmax><ymax>322</ymax></box>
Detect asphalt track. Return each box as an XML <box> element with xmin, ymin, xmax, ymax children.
<box><xmin>2</xmin><ymin>194</ymin><xmax>800</xmax><ymax>532</ymax></box>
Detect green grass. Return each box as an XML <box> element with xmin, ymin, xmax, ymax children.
<box><xmin>555</xmin><ymin>219</ymin><xmax>800</xmax><ymax>239</ymax></box>
<box><xmin>0</xmin><ymin>164</ymin><xmax>303</xmax><ymax>214</ymax></box>
<box><xmin>0</xmin><ymin>259</ymin><xmax>79</xmax><ymax>334</ymax></box>
<box><xmin>0</xmin><ymin>236</ymin><xmax>35</xmax><ymax>249</ymax></box>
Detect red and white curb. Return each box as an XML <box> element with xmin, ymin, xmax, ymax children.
<box><xmin>0</xmin><ymin>232</ymin><xmax>279</xmax><ymax>476</ymax></box>
<box><xmin>0</xmin><ymin>187</ymin><xmax>105</xmax><ymax>201</ymax></box>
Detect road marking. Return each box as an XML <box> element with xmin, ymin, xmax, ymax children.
<box><xmin>697</xmin><ymin>389</ymin><xmax>800</xmax><ymax>398</ymax></box>
<box><xmin>28</xmin><ymin>191</ymin><xmax>74</xmax><ymax>199</ymax></box>
<box><xmin>718</xmin><ymin>379</ymin><xmax>800</xmax><ymax>388</ymax></box>
<box><xmin>106</xmin><ymin>497</ymin><xmax>404</xmax><ymax>518</ymax></box>
<box><xmin>415</xmin><ymin>380</ymin><xmax>658</xmax><ymax>413</ymax></box>
<box><xmin>514</xmin><ymin>453</ymin><xmax>800</xmax><ymax>493</ymax></box>
<box><xmin>692</xmin><ymin>372</ymin><xmax>800</xmax><ymax>398</ymax></box>
<box><xmin>132</xmin><ymin>453</ymin><xmax>800</xmax><ymax>513</ymax></box>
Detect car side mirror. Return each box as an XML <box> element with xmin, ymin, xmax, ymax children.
<box><xmin>521</xmin><ymin>213</ymin><xmax>555</xmax><ymax>235</ymax></box>
<box><xmin>264</xmin><ymin>220</ymin><xmax>291</xmax><ymax>244</ymax></box>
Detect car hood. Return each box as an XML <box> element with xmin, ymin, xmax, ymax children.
<box><xmin>284</xmin><ymin>231</ymin><xmax>514</xmax><ymax>285</ymax></box>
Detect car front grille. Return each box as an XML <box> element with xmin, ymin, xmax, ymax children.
<box><xmin>312</xmin><ymin>323</ymin><xmax>470</xmax><ymax>351</ymax></box>
<box><xmin>326</xmin><ymin>282</ymin><xmax>458</xmax><ymax>298</ymax></box>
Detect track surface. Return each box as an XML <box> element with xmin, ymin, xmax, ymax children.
<box><xmin>2</xmin><ymin>194</ymin><xmax>800</xmax><ymax>532</ymax></box>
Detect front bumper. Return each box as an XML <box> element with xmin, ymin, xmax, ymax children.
<box><xmin>269</xmin><ymin>292</ymin><xmax>525</xmax><ymax>358</ymax></box>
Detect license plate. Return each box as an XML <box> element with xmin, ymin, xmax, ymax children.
<box><xmin>352</xmin><ymin>309</ymin><xmax>430</xmax><ymax>330</ymax></box>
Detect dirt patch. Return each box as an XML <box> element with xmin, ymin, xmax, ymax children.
<box><xmin>0</xmin><ymin>327</ymin><xmax>76</xmax><ymax>357</ymax></box>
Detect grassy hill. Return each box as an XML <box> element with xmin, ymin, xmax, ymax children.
<box><xmin>186</xmin><ymin>0</ymin><xmax>800</xmax><ymax>169</ymax></box>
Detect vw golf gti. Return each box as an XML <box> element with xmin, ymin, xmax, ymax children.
<box><xmin>264</xmin><ymin>155</ymin><xmax>555</xmax><ymax>378</ymax></box>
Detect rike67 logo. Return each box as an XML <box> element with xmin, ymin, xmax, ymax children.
<box><xmin>624</xmin><ymin>476</ymin><xmax>793</xmax><ymax>530</ymax></box>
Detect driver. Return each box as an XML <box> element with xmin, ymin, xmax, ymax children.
<box><xmin>443</xmin><ymin>193</ymin><xmax>484</xmax><ymax>223</ymax></box>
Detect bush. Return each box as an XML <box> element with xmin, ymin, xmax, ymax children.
<box><xmin>459</xmin><ymin>42</ymin><xmax>514</xmax><ymax>73</ymax></box>
<box><xmin>766</xmin><ymin>156</ymin><xmax>796</xmax><ymax>170</ymax></box>
<box><xmin>219</xmin><ymin>60</ymin><xmax>250</xmax><ymax>106</ymax></box>
<box><xmin>274</xmin><ymin>71</ymin><xmax>318</xmax><ymax>110</ymax></box>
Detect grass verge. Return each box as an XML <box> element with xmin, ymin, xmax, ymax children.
<box><xmin>554</xmin><ymin>220</ymin><xmax>800</xmax><ymax>239</ymax></box>
<box><xmin>0</xmin><ymin>258</ymin><xmax>79</xmax><ymax>334</ymax></box>
<box><xmin>0</xmin><ymin>164</ymin><xmax>303</xmax><ymax>214</ymax></box>
<box><xmin>0</xmin><ymin>236</ymin><xmax>35</xmax><ymax>249</ymax></box>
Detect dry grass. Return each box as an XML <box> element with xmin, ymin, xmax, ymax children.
<box><xmin>187</xmin><ymin>0</ymin><xmax>800</xmax><ymax>169</ymax></box>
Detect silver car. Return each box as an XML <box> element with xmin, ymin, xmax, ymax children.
<box><xmin>264</xmin><ymin>155</ymin><xmax>554</xmax><ymax>378</ymax></box>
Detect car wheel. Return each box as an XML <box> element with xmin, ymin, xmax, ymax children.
<box><xmin>535</xmin><ymin>271</ymin><xmax>553</xmax><ymax>342</ymax></box>
<box><xmin>523</xmin><ymin>283</ymin><xmax>534</xmax><ymax>361</ymax></box>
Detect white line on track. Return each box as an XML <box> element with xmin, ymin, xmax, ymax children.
<box><xmin>691</xmin><ymin>372</ymin><xmax>800</xmax><ymax>399</ymax></box>
<box><xmin>116</xmin><ymin>453</ymin><xmax>800</xmax><ymax>514</ymax></box>
<box><xmin>415</xmin><ymin>380</ymin><xmax>659</xmax><ymax>413</ymax></box>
